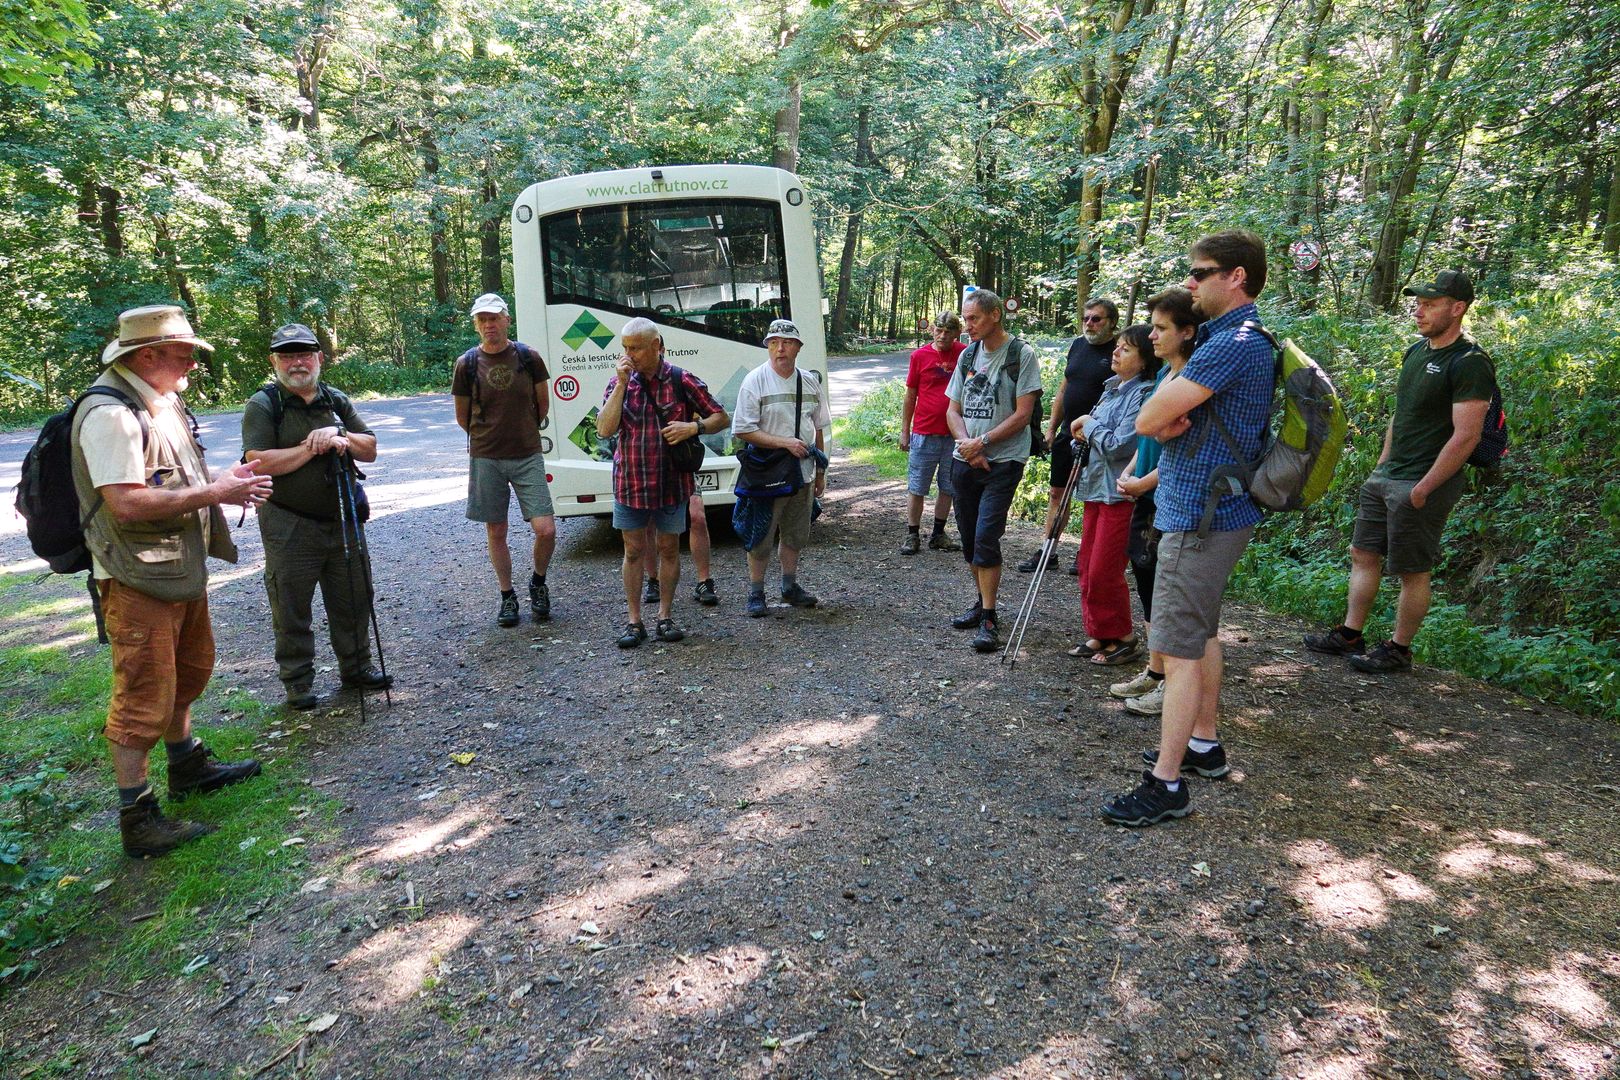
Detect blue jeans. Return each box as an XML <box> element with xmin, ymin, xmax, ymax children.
<box><xmin>906</xmin><ymin>433</ymin><xmax>956</xmax><ymax>498</ymax></box>
<box><xmin>950</xmin><ymin>458</ymin><xmax>1026</xmax><ymax>568</ymax></box>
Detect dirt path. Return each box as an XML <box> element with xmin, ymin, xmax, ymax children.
<box><xmin>8</xmin><ymin>435</ymin><xmax>1620</xmax><ymax>1079</ymax></box>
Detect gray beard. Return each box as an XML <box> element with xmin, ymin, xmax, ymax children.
<box><xmin>1084</xmin><ymin>330</ymin><xmax>1113</xmax><ymax>346</ymax></box>
<box><xmin>276</xmin><ymin>370</ymin><xmax>319</xmax><ymax>393</ymax></box>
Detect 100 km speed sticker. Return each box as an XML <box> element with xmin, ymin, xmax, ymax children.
<box><xmin>554</xmin><ymin>375</ymin><xmax>581</xmax><ymax>401</ymax></box>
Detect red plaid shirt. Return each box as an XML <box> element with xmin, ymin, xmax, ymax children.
<box><xmin>606</xmin><ymin>362</ymin><xmax>724</xmax><ymax>509</ymax></box>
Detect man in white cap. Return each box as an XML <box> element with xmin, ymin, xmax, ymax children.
<box><xmin>70</xmin><ymin>304</ymin><xmax>274</xmax><ymax>858</ymax></box>
<box><xmin>731</xmin><ymin>318</ymin><xmax>831</xmax><ymax>617</ymax></box>
<box><xmin>452</xmin><ymin>293</ymin><xmax>558</xmax><ymax>627</ymax></box>
<box><xmin>242</xmin><ymin>323</ymin><xmax>392</xmax><ymax>709</ymax></box>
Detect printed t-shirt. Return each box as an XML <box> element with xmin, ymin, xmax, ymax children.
<box><xmin>732</xmin><ymin>363</ymin><xmax>832</xmax><ymax>483</ymax></box>
<box><xmin>451</xmin><ymin>342</ymin><xmax>549</xmax><ymax>460</ymax></box>
<box><xmin>1382</xmin><ymin>337</ymin><xmax>1495</xmax><ymax>480</ymax></box>
<box><xmin>906</xmin><ymin>341</ymin><xmax>965</xmax><ymax>436</ymax></box>
<box><xmin>944</xmin><ymin>338</ymin><xmax>1043</xmax><ymax>464</ymax></box>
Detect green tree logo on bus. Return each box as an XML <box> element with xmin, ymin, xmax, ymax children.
<box><xmin>562</xmin><ymin>310</ymin><xmax>616</xmax><ymax>351</ymax></box>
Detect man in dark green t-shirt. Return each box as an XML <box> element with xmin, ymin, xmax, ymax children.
<box><xmin>242</xmin><ymin>324</ymin><xmax>393</xmax><ymax>710</ymax></box>
<box><xmin>1304</xmin><ymin>270</ymin><xmax>1495</xmax><ymax>673</ymax></box>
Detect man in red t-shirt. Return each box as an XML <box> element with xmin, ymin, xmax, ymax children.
<box><xmin>898</xmin><ymin>311</ymin><xmax>967</xmax><ymax>554</ymax></box>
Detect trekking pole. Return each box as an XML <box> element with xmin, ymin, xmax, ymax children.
<box><xmin>1001</xmin><ymin>444</ymin><xmax>1085</xmax><ymax>668</ymax></box>
<box><xmin>332</xmin><ymin>454</ymin><xmax>391</xmax><ymax>720</ymax></box>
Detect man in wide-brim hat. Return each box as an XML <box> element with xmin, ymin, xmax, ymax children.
<box><xmin>72</xmin><ymin>304</ymin><xmax>275</xmax><ymax>858</ymax></box>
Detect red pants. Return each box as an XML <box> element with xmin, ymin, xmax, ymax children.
<box><xmin>1079</xmin><ymin>500</ymin><xmax>1135</xmax><ymax>641</ymax></box>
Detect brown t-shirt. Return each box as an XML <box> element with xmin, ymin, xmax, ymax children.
<box><xmin>452</xmin><ymin>342</ymin><xmax>549</xmax><ymax>460</ymax></box>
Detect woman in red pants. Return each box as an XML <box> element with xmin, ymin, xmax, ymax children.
<box><xmin>1068</xmin><ymin>324</ymin><xmax>1159</xmax><ymax>665</ymax></box>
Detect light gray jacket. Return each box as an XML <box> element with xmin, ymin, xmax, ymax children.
<box><xmin>1075</xmin><ymin>374</ymin><xmax>1150</xmax><ymax>504</ymax></box>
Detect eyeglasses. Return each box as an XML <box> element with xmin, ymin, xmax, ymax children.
<box><xmin>1082</xmin><ymin>314</ymin><xmax>1108</xmax><ymax>325</ymax></box>
<box><xmin>1188</xmin><ymin>265</ymin><xmax>1229</xmax><ymax>282</ymax></box>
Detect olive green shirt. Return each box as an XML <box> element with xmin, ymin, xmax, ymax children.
<box><xmin>241</xmin><ymin>384</ymin><xmax>371</xmax><ymax>519</ymax></box>
<box><xmin>1382</xmin><ymin>337</ymin><xmax>1495</xmax><ymax>480</ymax></box>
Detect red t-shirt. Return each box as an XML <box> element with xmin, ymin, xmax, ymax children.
<box><xmin>906</xmin><ymin>341</ymin><xmax>965</xmax><ymax>436</ymax></box>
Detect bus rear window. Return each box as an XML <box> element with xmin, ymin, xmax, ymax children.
<box><xmin>541</xmin><ymin>199</ymin><xmax>789</xmax><ymax>346</ymax></box>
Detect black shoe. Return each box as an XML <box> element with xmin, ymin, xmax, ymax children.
<box><xmin>971</xmin><ymin>615</ymin><xmax>1000</xmax><ymax>653</ymax></box>
<box><xmin>654</xmin><ymin>618</ymin><xmax>685</xmax><ymax>643</ymax></box>
<box><xmin>616</xmin><ymin>622</ymin><xmax>648</xmax><ymax>649</ymax></box>
<box><xmin>530</xmin><ymin>580</ymin><xmax>551</xmax><ymax>621</ymax></box>
<box><xmin>497</xmin><ymin>593</ymin><xmax>520</xmax><ymax>627</ymax></box>
<box><xmin>951</xmin><ymin>603</ymin><xmax>984</xmax><ymax>630</ymax></box>
<box><xmin>780</xmin><ymin>583</ymin><xmax>818</xmax><ymax>608</ymax></box>
<box><xmin>927</xmin><ymin>531</ymin><xmax>960</xmax><ymax>552</ymax></box>
<box><xmin>167</xmin><ymin>742</ymin><xmax>263</xmax><ymax>800</ymax></box>
<box><xmin>121</xmin><ymin>791</ymin><xmax>215</xmax><ymax>858</ymax></box>
<box><xmin>693</xmin><ymin>578</ymin><xmax>719</xmax><ymax>606</ymax></box>
<box><xmin>1015</xmin><ymin>552</ymin><xmax>1039</xmax><ymax>573</ymax></box>
<box><xmin>1141</xmin><ymin>743</ymin><xmax>1231</xmax><ymax>779</ymax></box>
<box><xmin>1304</xmin><ymin>625</ymin><xmax>1365</xmax><ymax>655</ymax></box>
<box><xmin>1065</xmin><ymin>557</ymin><xmax>1078</xmax><ymax>576</ymax></box>
<box><xmin>643</xmin><ymin>578</ymin><xmax>660</xmax><ymax>605</ymax></box>
<box><xmin>1350</xmin><ymin>640</ymin><xmax>1412</xmax><ymax>673</ymax></box>
<box><xmin>340</xmin><ymin>667</ymin><xmax>393</xmax><ymax>692</ymax></box>
<box><xmin>1100</xmin><ymin>771</ymin><xmax>1191</xmax><ymax>827</ymax></box>
<box><xmin>900</xmin><ymin>532</ymin><xmax>921</xmax><ymax>556</ymax></box>
<box><xmin>285</xmin><ymin>688</ymin><xmax>319</xmax><ymax>711</ymax></box>
<box><xmin>746</xmin><ymin>593</ymin><xmax>768</xmax><ymax>618</ymax></box>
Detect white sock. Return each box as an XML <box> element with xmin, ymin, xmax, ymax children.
<box><xmin>1189</xmin><ymin>737</ymin><xmax>1220</xmax><ymax>754</ymax></box>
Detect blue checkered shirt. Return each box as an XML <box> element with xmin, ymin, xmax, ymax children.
<box><xmin>1153</xmin><ymin>303</ymin><xmax>1274</xmax><ymax>533</ymax></box>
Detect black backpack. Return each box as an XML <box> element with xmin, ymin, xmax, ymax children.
<box><xmin>249</xmin><ymin>380</ymin><xmax>370</xmax><ymax>522</ymax></box>
<box><xmin>957</xmin><ymin>338</ymin><xmax>1047</xmax><ymax>457</ymax></box>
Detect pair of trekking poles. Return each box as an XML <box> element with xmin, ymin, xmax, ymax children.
<box><xmin>1000</xmin><ymin>439</ymin><xmax>1088</xmax><ymax>670</ymax></box>
<box><xmin>329</xmin><ymin>453</ymin><xmax>391</xmax><ymax>723</ymax></box>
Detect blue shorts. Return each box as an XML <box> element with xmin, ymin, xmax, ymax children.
<box><xmin>907</xmin><ymin>433</ymin><xmax>957</xmax><ymax>498</ymax></box>
<box><xmin>612</xmin><ymin>501</ymin><xmax>687</xmax><ymax>534</ymax></box>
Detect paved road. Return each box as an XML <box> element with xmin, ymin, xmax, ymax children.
<box><xmin>0</xmin><ymin>351</ymin><xmax>912</xmax><ymax>548</ymax></box>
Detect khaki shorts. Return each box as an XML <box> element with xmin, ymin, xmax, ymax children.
<box><xmin>766</xmin><ymin>485</ymin><xmax>815</xmax><ymax>550</ymax></box>
<box><xmin>100</xmin><ymin>579</ymin><xmax>215</xmax><ymax>750</ymax></box>
<box><xmin>467</xmin><ymin>452</ymin><xmax>554</xmax><ymax>522</ymax></box>
<box><xmin>1147</xmin><ymin>526</ymin><xmax>1255</xmax><ymax>660</ymax></box>
<box><xmin>1351</xmin><ymin>470</ymin><xmax>1464</xmax><ymax>575</ymax></box>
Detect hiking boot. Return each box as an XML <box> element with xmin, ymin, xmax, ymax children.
<box><xmin>693</xmin><ymin>578</ymin><xmax>719</xmax><ymax>606</ymax></box>
<box><xmin>1015</xmin><ymin>551</ymin><xmax>1039</xmax><ymax>573</ymax></box>
<box><xmin>167</xmin><ymin>742</ymin><xmax>262</xmax><ymax>800</ymax></box>
<box><xmin>1141</xmin><ymin>742</ymin><xmax>1229</xmax><ymax>778</ymax></box>
<box><xmin>1065</xmin><ymin>556</ymin><xmax>1078</xmax><ymax>576</ymax></box>
<box><xmin>900</xmin><ymin>532</ymin><xmax>921</xmax><ymax>556</ymax></box>
<box><xmin>285</xmin><ymin>688</ymin><xmax>319</xmax><ymax>711</ymax></box>
<box><xmin>529</xmin><ymin>580</ymin><xmax>551</xmax><ymax>621</ymax></box>
<box><xmin>951</xmin><ymin>603</ymin><xmax>984</xmax><ymax>630</ymax></box>
<box><xmin>1124</xmin><ymin>683</ymin><xmax>1165</xmax><ymax>716</ymax></box>
<box><xmin>654</xmin><ymin>618</ymin><xmax>684</xmax><ymax>643</ymax></box>
<box><xmin>497</xmin><ymin>593</ymin><xmax>520</xmax><ymax>627</ymax></box>
<box><xmin>1109</xmin><ymin>667</ymin><xmax>1159</xmax><ymax>699</ymax></box>
<box><xmin>780</xmin><ymin>583</ymin><xmax>818</xmax><ymax>608</ymax></box>
<box><xmin>746</xmin><ymin>593</ymin><xmax>768</xmax><ymax>618</ymax></box>
<box><xmin>1350</xmin><ymin>640</ymin><xmax>1413</xmax><ymax>673</ymax></box>
<box><xmin>972</xmin><ymin>615</ymin><xmax>1000</xmax><ymax>654</ymax></box>
<box><xmin>616</xmin><ymin>622</ymin><xmax>648</xmax><ymax>649</ymax></box>
<box><xmin>928</xmin><ymin>531</ymin><xmax>960</xmax><ymax>552</ymax></box>
<box><xmin>1101</xmin><ymin>771</ymin><xmax>1191</xmax><ymax>827</ymax></box>
<box><xmin>643</xmin><ymin>577</ymin><xmax>660</xmax><ymax>605</ymax></box>
<box><xmin>340</xmin><ymin>667</ymin><xmax>393</xmax><ymax>692</ymax></box>
<box><xmin>121</xmin><ymin>791</ymin><xmax>215</xmax><ymax>858</ymax></box>
<box><xmin>1304</xmin><ymin>625</ymin><xmax>1365</xmax><ymax>655</ymax></box>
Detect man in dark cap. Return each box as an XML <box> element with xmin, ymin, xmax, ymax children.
<box><xmin>241</xmin><ymin>323</ymin><xmax>392</xmax><ymax>709</ymax></box>
<box><xmin>1305</xmin><ymin>270</ymin><xmax>1496</xmax><ymax>673</ymax></box>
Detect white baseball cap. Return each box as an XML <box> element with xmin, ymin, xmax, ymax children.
<box><xmin>762</xmin><ymin>319</ymin><xmax>804</xmax><ymax>345</ymax></box>
<box><xmin>470</xmin><ymin>293</ymin><xmax>509</xmax><ymax>316</ymax></box>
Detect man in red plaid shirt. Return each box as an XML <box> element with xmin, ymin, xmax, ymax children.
<box><xmin>597</xmin><ymin>318</ymin><xmax>728</xmax><ymax>648</ymax></box>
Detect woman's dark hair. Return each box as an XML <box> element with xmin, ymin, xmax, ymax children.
<box><xmin>1117</xmin><ymin>324</ymin><xmax>1160</xmax><ymax>380</ymax></box>
<box><xmin>1145</xmin><ymin>286</ymin><xmax>1203</xmax><ymax>360</ymax></box>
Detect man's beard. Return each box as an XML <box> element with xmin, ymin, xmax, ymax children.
<box><xmin>1084</xmin><ymin>328</ymin><xmax>1113</xmax><ymax>345</ymax></box>
<box><xmin>276</xmin><ymin>367</ymin><xmax>319</xmax><ymax>392</ymax></box>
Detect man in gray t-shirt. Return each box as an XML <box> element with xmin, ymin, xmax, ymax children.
<box><xmin>944</xmin><ymin>288</ymin><xmax>1042</xmax><ymax>653</ymax></box>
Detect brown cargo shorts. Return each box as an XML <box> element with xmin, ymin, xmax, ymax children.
<box><xmin>100</xmin><ymin>579</ymin><xmax>215</xmax><ymax>750</ymax></box>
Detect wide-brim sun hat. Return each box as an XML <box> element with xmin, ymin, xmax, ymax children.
<box><xmin>101</xmin><ymin>304</ymin><xmax>214</xmax><ymax>366</ymax></box>
<box><xmin>762</xmin><ymin>319</ymin><xmax>804</xmax><ymax>345</ymax></box>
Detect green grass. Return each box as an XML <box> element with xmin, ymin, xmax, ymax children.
<box><xmin>0</xmin><ymin>571</ymin><xmax>338</xmax><ymax>1007</ymax></box>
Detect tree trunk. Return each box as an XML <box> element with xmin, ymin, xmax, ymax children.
<box><xmin>480</xmin><ymin>169</ymin><xmax>503</xmax><ymax>294</ymax></box>
<box><xmin>98</xmin><ymin>185</ymin><xmax>124</xmax><ymax>258</ymax></box>
<box><xmin>911</xmin><ymin>221</ymin><xmax>966</xmax><ymax>297</ymax></box>
<box><xmin>772</xmin><ymin>78</ymin><xmax>801</xmax><ymax>173</ymax></box>
<box><xmin>247</xmin><ymin>208</ymin><xmax>275</xmax><ymax>339</ymax></box>
<box><xmin>885</xmin><ymin>252</ymin><xmax>902</xmax><ymax>340</ymax></box>
<box><xmin>420</xmin><ymin>124</ymin><xmax>452</xmax><ymax>309</ymax></box>
<box><xmin>829</xmin><ymin>101</ymin><xmax>870</xmax><ymax>349</ymax></box>
<box><xmin>1604</xmin><ymin>151</ymin><xmax>1620</xmax><ymax>256</ymax></box>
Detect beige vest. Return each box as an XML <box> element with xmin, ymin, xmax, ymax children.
<box><xmin>70</xmin><ymin>367</ymin><xmax>237</xmax><ymax>601</ymax></box>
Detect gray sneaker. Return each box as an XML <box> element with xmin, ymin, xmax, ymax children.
<box><xmin>497</xmin><ymin>593</ymin><xmax>520</xmax><ymax>627</ymax></box>
<box><xmin>1123</xmin><ymin>682</ymin><xmax>1165</xmax><ymax>715</ymax></box>
<box><xmin>780</xmin><ymin>583</ymin><xmax>818</xmax><ymax>608</ymax></box>
<box><xmin>900</xmin><ymin>532</ymin><xmax>921</xmax><ymax>556</ymax></box>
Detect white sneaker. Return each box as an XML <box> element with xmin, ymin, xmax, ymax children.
<box><xmin>1124</xmin><ymin>682</ymin><xmax>1165</xmax><ymax>715</ymax></box>
<box><xmin>1109</xmin><ymin>667</ymin><xmax>1159</xmax><ymax>699</ymax></box>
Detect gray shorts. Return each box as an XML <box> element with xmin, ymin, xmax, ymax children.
<box><xmin>906</xmin><ymin>434</ymin><xmax>956</xmax><ymax>498</ymax></box>
<box><xmin>1351</xmin><ymin>470</ymin><xmax>1464</xmax><ymax>575</ymax></box>
<box><xmin>1148</xmin><ymin>526</ymin><xmax>1255</xmax><ymax>660</ymax></box>
<box><xmin>766</xmin><ymin>485</ymin><xmax>814</xmax><ymax>551</ymax></box>
<box><xmin>466</xmin><ymin>452</ymin><xmax>554</xmax><ymax>523</ymax></box>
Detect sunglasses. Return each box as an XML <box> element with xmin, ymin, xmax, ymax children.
<box><xmin>1082</xmin><ymin>314</ymin><xmax>1108</xmax><ymax>325</ymax></box>
<box><xmin>1188</xmin><ymin>265</ymin><xmax>1229</xmax><ymax>282</ymax></box>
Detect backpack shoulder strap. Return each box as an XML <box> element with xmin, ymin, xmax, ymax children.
<box><xmin>81</xmin><ymin>381</ymin><xmax>150</xmax><ymax>451</ymax></box>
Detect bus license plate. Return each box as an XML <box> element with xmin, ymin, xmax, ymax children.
<box><xmin>695</xmin><ymin>472</ymin><xmax>719</xmax><ymax>492</ymax></box>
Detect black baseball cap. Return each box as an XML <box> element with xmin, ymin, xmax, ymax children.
<box><xmin>1403</xmin><ymin>270</ymin><xmax>1474</xmax><ymax>303</ymax></box>
<box><xmin>270</xmin><ymin>323</ymin><xmax>321</xmax><ymax>352</ymax></box>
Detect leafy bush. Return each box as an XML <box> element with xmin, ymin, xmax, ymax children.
<box><xmin>0</xmin><ymin>766</ymin><xmax>74</xmax><ymax>982</ymax></box>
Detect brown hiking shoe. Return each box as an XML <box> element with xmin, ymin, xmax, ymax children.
<box><xmin>167</xmin><ymin>741</ymin><xmax>262</xmax><ymax>800</ymax></box>
<box><xmin>120</xmin><ymin>791</ymin><xmax>215</xmax><ymax>858</ymax></box>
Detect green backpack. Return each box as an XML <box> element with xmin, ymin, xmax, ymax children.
<box><xmin>1199</xmin><ymin>322</ymin><xmax>1347</xmax><ymax>535</ymax></box>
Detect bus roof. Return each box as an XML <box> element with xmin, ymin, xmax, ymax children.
<box><xmin>514</xmin><ymin>165</ymin><xmax>807</xmax><ymax>217</ymax></box>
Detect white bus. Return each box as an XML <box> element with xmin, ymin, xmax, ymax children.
<box><xmin>509</xmin><ymin>164</ymin><xmax>828</xmax><ymax>518</ymax></box>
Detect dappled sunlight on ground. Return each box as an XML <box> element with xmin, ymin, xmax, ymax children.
<box><xmin>714</xmin><ymin>713</ymin><xmax>879</xmax><ymax>769</ymax></box>
<box><xmin>1287</xmin><ymin>839</ymin><xmax>1437</xmax><ymax>932</ymax></box>
<box><xmin>629</xmin><ymin>943</ymin><xmax>770</xmax><ymax>1019</ymax></box>
<box><xmin>364</xmin><ymin>475</ymin><xmax>468</xmax><ymax>519</ymax></box>
<box><xmin>357</xmin><ymin>805</ymin><xmax>494</xmax><ymax>867</ymax></box>
<box><xmin>338</xmin><ymin>912</ymin><xmax>480</xmax><ymax>1012</ymax></box>
<box><xmin>982</xmin><ymin>1032</ymin><xmax>1116</xmax><ymax>1078</ymax></box>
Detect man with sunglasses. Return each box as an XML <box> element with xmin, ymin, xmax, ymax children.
<box><xmin>72</xmin><ymin>305</ymin><xmax>273</xmax><ymax>857</ymax></box>
<box><xmin>1016</xmin><ymin>298</ymin><xmax>1119</xmax><ymax>574</ymax></box>
<box><xmin>1102</xmin><ymin>230</ymin><xmax>1274</xmax><ymax>827</ymax></box>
